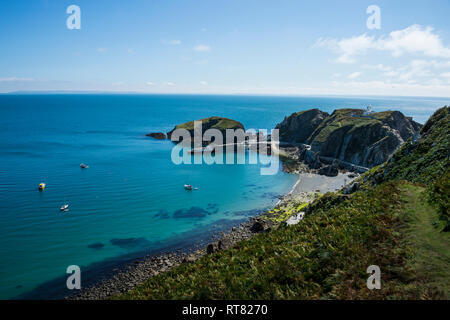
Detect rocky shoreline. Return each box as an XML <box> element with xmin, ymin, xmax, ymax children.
<box><xmin>68</xmin><ymin>165</ymin><xmax>356</xmax><ymax>300</ymax></box>
<box><xmin>68</xmin><ymin>211</ymin><xmax>275</xmax><ymax>300</ymax></box>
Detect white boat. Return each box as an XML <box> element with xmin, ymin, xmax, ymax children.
<box><xmin>60</xmin><ymin>204</ymin><xmax>69</xmax><ymax>211</ymax></box>
<box><xmin>80</xmin><ymin>163</ymin><xmax>89</xmax><ymax>169</ymax></box>
<box><xmin>184</xmin><ymin>184</ymin><xmax>193</xmax><ymax>191</ymax></box>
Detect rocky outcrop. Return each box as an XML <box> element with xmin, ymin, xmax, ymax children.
<box><xmin>250</xmin><ymin>219</ymin><xmax>271</xmax><ymax>233</ymax></box>
<box><xmin>276</xmin><ymin>108</ymin><xmax>421</xmax><ymax>168</ymax></box>
<box><xmin>318</xmin><ymin>159</ymin><xmax>339</xmax><ymax>177</ymax></box>
<box><xmin>167</xmin><ymin>116</ymin><xmax>244</xmax><ymax>141</ymax></box>
<box><xmin>276</xmin><ymin>109</ymin><xmax>329</xmax><ymax>143</ymax></box>
<box><xmin>206</xmin><ymin>241</ymin><xmax>223</xmax><ymax>254</ymax></box>
<box><xmin>146</xmin><ymin>132</ymin><xmax>167</xmax><ymax>140</ymax></box>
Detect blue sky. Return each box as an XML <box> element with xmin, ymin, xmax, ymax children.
<box><xmin>1</xmin><ymin>0</ymin><xmax>450</xmax><ymax>96</ymax></box>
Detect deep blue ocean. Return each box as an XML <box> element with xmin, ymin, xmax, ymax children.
<box><xmin>0</xmin><ymin>94</ymin><xmax>447</xmax><ymax>299</ymax></box>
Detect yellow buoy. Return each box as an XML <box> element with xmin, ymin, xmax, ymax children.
<box><xmin>39</xmin><ymin>183</ymin><xmax>46</xmax><ymax>191</ymax></box>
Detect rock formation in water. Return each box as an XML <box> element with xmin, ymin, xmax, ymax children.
<box><xmin>276</xmin><ymin>108</ymin><xmax>422</xmax><ymax>170</ymax></box>
<box><xmin>167</xmin><ymin>116</ymin><xmax>245</xmax><ymax>141</ymax></box>
<box><xmin>146</xmin><ymin>132</ymin><xmax>167</xmax><ymax>140</ymax></box>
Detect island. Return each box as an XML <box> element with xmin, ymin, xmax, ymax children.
<box><xmin>166</xmin><ymin>116</ymin><xmax>245</xmax><ymax>141</ymax></box>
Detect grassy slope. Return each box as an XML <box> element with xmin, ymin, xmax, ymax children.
<box><xmin>173</xmin><ymin>116</ymin><xmax>244</xmax><ymax>131</ymax></box>
<box><xmin>309</xmin><ymin>109</ymin><xmax>382</xmax><ymax>144</ymax></box>
<box><xmin>360</xmin><ymin>106</ymin><xmax>449</xmax><ymax>229</ymax></box>
<box><xmin>117</xmin><ymin>182</ymin><xmax>448</xmax><ymax>299</ymax></box>
<box><xmin>401</xmin><ymin>184</ymin><xmax>450</xmax><ymax>298</ymax></box>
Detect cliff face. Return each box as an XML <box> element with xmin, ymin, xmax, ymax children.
<box><xmin>358</xmin><ymin>106</ymin><xmax>449</xmax><ymax>230</ymax></box>
<box><xmin>276</xmin><ymin>108</ymin><xmax>422</xmax><ymax>168</ymax></box>
<box><xmin>276</xmin><ymin>109</ymin><xmax>329</xmax><ymax>143</ymax></box>
<box><xmin>365</xmin><ymin>106</ymin><xmax>449</xmax><ymax>185</ymax></box>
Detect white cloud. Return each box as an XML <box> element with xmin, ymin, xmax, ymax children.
<box><xmin>348</xmin><ymin>72</ymin><xmax>362</xmax><ymax>79</ymax></box>
<box><xmin>383</xmin><ymin>25</ymin><xmax>450</xmax><ymax>58</ymax></box>
<box><xmin>363</xmin><ymin>64</ymin><xmax>392</xmax><ymax>71</ymax></box>
<box><xmin>200</xmin><ymin>81</ymin><xmax>208</xmax><ymax>86</ymax></box>
<box><xmin>330</xmin><ymin>79</ymin><xmax>450</xmax><ymax>97</ymax></box>
<box><xmin>374</xmin><ymin>59</ymin><xmax>450</xmax><ymax>83</ymax></box>
<box><xmin>0</xmin><ymin>77</ymin><xmax>35</xmax><ymax>82</ymax></box>
<box><xmin>146</xmin><ymin>82</ymin><xmax>155</xmax><ymax>86</ymax></box>
<box><xmin>162</xmin><ymin>40</ymin><xmax>181</xmax><ymax>45</ymax></box>
<box><xmin>315</xmin><ymin>24</ymin><xmax>450</xmax><ymax>63</ymax></box>
<box><xmin>97</xmin><ymin>48</ymin><xmax>107</xmax><ymax>53</ymax></box>
<box><xmin>163</xmin><ymin>81</ymin><xmax>175</xmax><ymax>86</ymax></box>
<box><xmin>194</xmin><ymin>44</ymin><xmax>211</xmax><ymax>52</ymax></box>
<box><xmin>384</xmin><ymin>70</ymin><xmax>399</xmax><ymax>77</ymax></box>
<box><xmin>315</xmin><ymin>34</ymin><xmax>374</xmax><ymax>63</ymax></box>
<box><xmin>363</xmin><ymin>64</ymin><xmax>399</xmax><ymax>77</ymax></box>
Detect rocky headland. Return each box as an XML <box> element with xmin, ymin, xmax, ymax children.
<box><xmin>276</xmin><ymin>108</ymin><xmax>422</xmax><ymax>175</ymax></box>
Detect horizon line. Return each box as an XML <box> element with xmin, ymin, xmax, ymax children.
<box><xmin>2</xmin><ymin>90</ymin><xmax>450</xmax><ymax>100</ymax></box>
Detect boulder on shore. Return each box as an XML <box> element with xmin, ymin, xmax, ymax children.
<box><xmin>318</xmin><ymin>159</ymin><xmax>339</xmax><ymax>177</ymax></box>
<box><xmin>206</xmin><ymin>240</ymin><xmax>223</xmax><ymax>254</ymax></box>
<box><xmin>250</xmin><ymin>220</ymin><xmax>271</xmax><ymax>233</ymax></box>
<box><xmin>318</xmin><ymin>164</ymin><xmax>339</xmax><ymax>177</ymax></box>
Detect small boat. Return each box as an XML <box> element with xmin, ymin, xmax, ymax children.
<box><xmin>38</xmin><ymin>183</ymin><xmax>46</xmax><ymax>191</ymax></box>
<box><xmin>60</xmin><ymin>204</ymin><xmax>69</xmax><ymax>211</ymax></box>
<box><xmin>80</xmin><ymin>163</ymin><xmax>89</xmax><ymax>169</ymax></box>
<box><xmin>184</xmin><ymin>184</ymin><xmax>193</xmax><ymax>191</ymax></box>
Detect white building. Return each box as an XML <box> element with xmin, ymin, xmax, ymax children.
<box><xmin>363</xmin><ymin>105</ymin><xmax>374</xmax><ymax>116</ymax></box>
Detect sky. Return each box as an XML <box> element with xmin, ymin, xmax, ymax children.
<box><xmin>1</xmin><ymin>0</ymin><xmax>450</xmax><ymax>97</ymax></box>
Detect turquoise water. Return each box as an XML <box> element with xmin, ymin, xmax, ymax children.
<box><xmin>0</xmin><ymin>94</ymin><xmax>447</xmax><ymax>299</ymax></box>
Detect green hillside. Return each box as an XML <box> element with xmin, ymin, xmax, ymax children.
<box><xmin>168</xmin><ymin>116</ymin><xmax>244</xmax><ymax>134</ymax></box>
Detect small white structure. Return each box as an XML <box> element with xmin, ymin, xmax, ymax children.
<box><xmin>363</xmin><ymin>105</ymin><xmax>375</xmax><ymax>116</ymax></box>
<box><xmin>286</xmin><ymin>212</ymin><xmax>305</xmax><ymax>226</ymax></box>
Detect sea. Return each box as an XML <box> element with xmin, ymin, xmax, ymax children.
<box><xmin>0</xmin><ymin>93</ymin><xmax>447</xmax><ymax>299</ymax></box>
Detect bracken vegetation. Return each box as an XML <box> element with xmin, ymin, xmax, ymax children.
<box><xmin>362</xmin><ymin>106</ymin><xmax>449</xmax><ymax>229</ymax></box>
